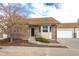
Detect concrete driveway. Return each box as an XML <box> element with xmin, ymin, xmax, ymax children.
<box><xmin>58</xmin><ymin>38</ymin><xmax>79</xmax><ymax>48</ymax></box>
<box><xmin>0</xmin><ymin>39</ymin><xmax>79</xmax><ymax>56</ymax></box>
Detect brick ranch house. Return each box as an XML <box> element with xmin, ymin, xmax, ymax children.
<box><xmin>0</xmin><ymin>17</ymin><xmax>79</xmax><ymax>41</ymax></box>
<box><xmin>0</xmin><ymin>17</ymin><xmax>60</xmax><ymax>41</ymax></box>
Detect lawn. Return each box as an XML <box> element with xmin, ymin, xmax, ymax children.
<box><xmin>0</xmin><ymin>38</ymin><xmax>67</xmax><ymax>48</ymax></box>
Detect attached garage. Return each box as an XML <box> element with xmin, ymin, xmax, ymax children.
<box><xmin>76</xmin><ymin>31</ymin><xmax>79</xmax><ymax>38</ymax></box>
<box><xmin>76</xmin><ymin>28</ymin><xmax>79</xmax><ymax>38</ymax></box>
<box><xmin>57</xmin><ymin>30</ymin><xmax>73</xmax><ymax>38</ymax></box>
<box><xmin>57</xmin><ymin>23</ymin><xmax>79</xmax><ymax>39</ymax></box>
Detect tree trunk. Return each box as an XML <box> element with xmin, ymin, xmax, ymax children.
<box><xmin>10</xmin><ymin>37</ymin><xmax>13</xmax><ymax>43</ymax></box>
<box><xmin>8</xmin><ymin>34</ymin><xmax>13</xmax><ymax>43</ymax></box>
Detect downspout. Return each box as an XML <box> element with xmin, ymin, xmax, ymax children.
<box><xmin>55</xmin><ymin>25</ymin><xmax>57</xmax><ymax>41</ymax></box>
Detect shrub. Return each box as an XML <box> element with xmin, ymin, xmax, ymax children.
<box><xmin>35</xmin><ymin>37</ymin><xmax>50</xmax><ymax>43</ymax></box>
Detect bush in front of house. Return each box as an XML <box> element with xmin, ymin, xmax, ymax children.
<box><xmin>35</xmin><ymin>37</ymin><xmax>50</xmax><ymax>43</ymax></box>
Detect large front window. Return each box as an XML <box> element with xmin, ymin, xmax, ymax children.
<box><xmin>43</xmin><ymin>26</ymin><xmax>48</xmax><ymax>32</ymax></box>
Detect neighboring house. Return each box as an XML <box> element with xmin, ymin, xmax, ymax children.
<box><xmin>0</xmin><ymin>29</ymin><xmax>7</xmax><ymax>40</ymax></box>
<box><xmin>0</xmin><ymin>33</ymin><xmax>7</xmax><ymax>40</ymax></box>
<box><xmin>0</xmin><ymin>17</ymin><xmax>60</xmax><ymax>41</ymax></box>
<box><xmin>57</xmin><ymin>23</ymin><xmax>79</xmax><ymax>39</ymax></box>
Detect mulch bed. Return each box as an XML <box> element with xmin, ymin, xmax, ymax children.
<box><xmin>0</xmin><ymin>39</ymin><xmax>67</xmax><ymax>48</ymax></box>
<box><xmin>0</xmin><ymin>39</ymin><xmax>29</xmax><ymax>46</ymax></box>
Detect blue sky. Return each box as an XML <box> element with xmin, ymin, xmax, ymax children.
<box><xmin>0</xmin><ymin>0</ymin><xmax>79</xmax><ymax>23</ymax></box>
<box><xmin>22</xmin><ymin>3</ymin><xmax>79</xmax><ymax>23</ymax></box>
<box><xmin>24</xmin><ymin>3</ymin><xmax>61</xmax><ymax>17</ymax></box>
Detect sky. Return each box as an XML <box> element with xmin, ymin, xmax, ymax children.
<box><xmin>24</xmin><ymin>3</ymin><xmax>79</xmax><ymax>23</ymax></box>
<box><xmin>0</xmin><ymin>0</ymin><xmax>79</xmax><ymax>23</ymax></box>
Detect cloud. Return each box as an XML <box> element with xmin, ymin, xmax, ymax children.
<box><xmin>29</xmin><ymin>3</ymin><xmax>61</xmax><ymax>17</ymax></box>
<box><xmin>1</xmin><ymin>3</ymin><xmax>78</xmax><ymax>23</ymax></box>
<box><xmin>29</xmin><ymin>3</ymin><xmax>79</xmax><ymax>23</ymax></box>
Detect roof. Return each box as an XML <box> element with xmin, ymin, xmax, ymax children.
<box><xmin>58</xmin><ymin>23</ymin><xmax>79</xmax><ymax>28</ymax></box>
<box><xmin>23</xmin><ymin>17</ymin><xmax>60</xmax><ymax>25</ymax></box>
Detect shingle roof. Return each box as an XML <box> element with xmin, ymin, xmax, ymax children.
<box><xmin>58</xmin><ymin>23</ymin><xmax>79</xmax><ymax>28</ymax></box>
<box><xmin>23</xmin><ymin>17</ymin><xmax>60</xmax><ymax>25</ymax></box>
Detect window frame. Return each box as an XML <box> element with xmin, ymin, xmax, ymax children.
<box><xmin>42</xmin><ymin>25</ymin><xmax>48</xmax><ymax>32</ymax></box>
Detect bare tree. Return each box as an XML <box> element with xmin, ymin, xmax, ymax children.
<box><xmin>0</xmin><ymin>3</ymin><xmax>28</xmax><ymax>43</ymax></box>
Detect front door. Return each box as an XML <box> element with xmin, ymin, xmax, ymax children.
<box><xmin>31</xmin><ymin>28</ymin><xmax>35</xmax><ymax>37</ymax></box>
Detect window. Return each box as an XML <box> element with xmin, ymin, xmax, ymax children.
<box><xmin>43</xmin><ymin>26</ymin><xmax>48</xmax><ymax>32</ymax></box>
<box><xmin>39</xmin><ymin>26</ymin><xmax>41</xmax><ymax>32</ymax></box>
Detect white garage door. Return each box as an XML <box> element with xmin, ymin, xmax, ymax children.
<box><xmin>76</xmin><ymin>31</ymin><xmax>79</xmax><ymax>38</ymax></box>
<box><xmin>57</xmin><ymin>31</ymin><xmax>73</xmax><ymax>38</ymax></box>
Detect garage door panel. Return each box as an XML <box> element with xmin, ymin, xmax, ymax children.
<box><xmin>57</xmin><ymin>31</ymin><xmax>73</xmax><ymax>38</ymax></box>
<box><xmin>76</xmin><ymin>31</ymin><xmax>79</xmax><ymax>38</ymax></box>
